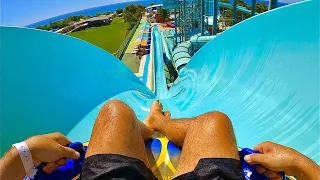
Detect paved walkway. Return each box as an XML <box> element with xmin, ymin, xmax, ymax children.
<box><xmin>134</xmin><ymin>33</ymin><xmax>153</xmax><ymax>90</ymax></box>
<box><xmin>135</xmin><ymin>55</ymin><xmax>146</xmax><ymax>77</ymax></box>
<box><xmin>122</xmin><ymin>18</ymin><xmax>148</xmax><ymax>73</ymax></box>
<box><xmin>121</xmin><ymin>17</ymin><xmax>154</xmax><ymax>91</ymax></box>
<box><xmin>147</xmin><ymin>35</ymin><xmax>154</xmax><ymax>91</ymax></box>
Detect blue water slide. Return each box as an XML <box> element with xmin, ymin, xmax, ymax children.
<box><xmin>190</xmin><ymin>35</ymin><xmax>216</xmax><ymax>45</ymax></box>
<box><xmin>172</xmin><ymin>34</ymin><xmax>215</xmax><ymax>73</ymax></box>
<box><xmin>164</xmin><ymin>30</ymin><xmax>175</xmax><ymax>51</ymax></box>
<box><xmin>1</xmin><ymin>0</ymin><xmax>319</xmax><ymax>169</ymax></box>
<box><xmin>170</xmin><ymin>29</ymin><xmax>175</xmax><ymax>35</ymax></box>
<box><xmin>160</xmin><ymin>31</ymin><xmax>172</xmax><ymax>63</ymax></box>
<box><xmin>172</xmin><ymin>41</ymin><xmax>192</xmax><ymax>73</ymax></box>
<box><xmin>152</xmin><ymin>25</ymin><xmax>169</xmax><ymax>98</ymax></box>
<box><xmin>0</xmin><ymin>27</ymin><xmax>154</xmax><ymax>154</ymax></box>
<box><xmin>168</xmin><ymin>0</ymin><xmax>319</xmax><ymax>162</ymax></box>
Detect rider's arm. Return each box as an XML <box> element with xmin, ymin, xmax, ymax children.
<box><xmin>292</xmin><ymin>150</ymin><xmax>320</xmax><ymax>180</ymax></box>
<box><xmin>244</xmin><ymin>141</ymin><xmax>320</xmax><ymax>180</ymax></box>
<box><xmin>0</xmin><ymin>133</ymin><xmax>80</xmax><ymax>180</ymax></box>
<box><xmin>0</xmin><ymin>147</ymin><xmax>26</xmax><ymax>180</ymax></box>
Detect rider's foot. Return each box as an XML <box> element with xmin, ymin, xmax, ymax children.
<box><xmin>144</xmin><ymin>100</ymin><xmax>170</xmax><ymax>131</ymax></box>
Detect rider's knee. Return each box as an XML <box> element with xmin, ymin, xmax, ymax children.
<box><xmin>196</xmin><ymin>111</ymin><xmax>233</xmax><ymax>132</ymax></box>
<box><xmin>99</xmin><ymin>100</ymin><xmax>135</xmax><ymax>123</ymax></box>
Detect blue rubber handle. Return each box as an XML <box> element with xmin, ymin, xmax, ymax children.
<box><xmin>240</xmin><ymin>148</ymin><xmax>286</xmax><ymax>179</ymax></box>
<box><xmin>30</xmin><ymin>142</ymin><xmax>86</xmax><ymax>180</ymax></box>
<box><xmin>36</xmin><ymin>142</ymin><xmax>84</xmax><ymax>169</ymax></box>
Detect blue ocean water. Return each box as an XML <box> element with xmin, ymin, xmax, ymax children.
<box><xmin>26</xmin><ymin>0</ymin><xmax>287</xmax><ymax>28</ymax></box>
<box><xmin>26</xmin><ymin>0</ymin><xmax>162</xmax><ymax>28</ymax></box>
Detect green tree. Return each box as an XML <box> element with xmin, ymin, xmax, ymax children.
<box><xmin>116</xmin><ymin>8</ymin><xmax>123</xmax><ymax>14</ymax></box>
<box><xmin>217</xmin><ymin>0</ymin><xmax>254</xmax><ymax>23</ymax></box>
<box><xmin>136</xmin><ymin>4</ymin><xmax>146</xmax><ymax>19</ymax></box>
<box><xmin>123</xmin><ymin>4</ymin><xmax>138</xmax><ymax>23</ymax></box>
<box><xmin>35</xmin><ymin>14</ymin><xmax>87</xmax><ymax>31</ymax></box>
<box><xmin>49</xmin><ymin>21</ymin><xmax>58</xmax><ymax>30</ymax></box>
<box><xmin>96</xmin><ymin>12</ymin><xmax>101</xmax><ymax>16</ymax></box>
<box><xmin>159</xmin><ymin>7</ymin><xmax>169</xmax><ymax>20</ymax></box>
<box><xmin>136</xmin><ymin>4</ymin><xmax>146</xmax><ymax>15</ymax></box>
<box><xmin>59</xmin><ymin>19</ymin><xmax>69</xmax><ymax>29</ymax></box>
<box><xmin>220</xmin><ymin>0</ymin><xmax>230</xmax><ymax>3</ymax></box>
<box><xmin>237</xmin><ymin>0</ymin><xmax>250</xmax><ymax>8</ymax></box>
<box><xmin>150</xmin><ymin>2</ymin><xmax>155</xmax><ymax>6</ymax></box>
<box><xmin>68</xmin><ymin>15</ymin><xmax>80</xmax><ymax>22</ymax></box>
<box><xmin>36</xmin><ymin>25</ymin><xmax>50</xmax><ymax>30</ymax></box>
<box><xmin>85</xmin><ymin>15</ymin><xmax>92</xmax><ymax>19</ymax></box>
<box><xmin>123</xmin><ymin>4</ymin><xmax>146</xmax><ymax>29</ymax></box>
<box><xmin>256</xmin><ymin>2</ymin><xmax>268</xmax><ymax>13</ymax></box>
<box><xmin>234</xmin><ymin>0</ymin><xmax>251</xmax><ymax>21</ymax></box>
<box><xmin>102</xmin><ymin>12</ymin><xmax>112</xmax><ymax>15</ymax></box>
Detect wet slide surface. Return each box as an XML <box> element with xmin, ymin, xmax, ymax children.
<box><xmin>167</xmin><ymin>0</ymin><xmax>320</xmax><ymax>162</ymax></box>
<box><xmin>153</xmin><ymin>25</ymin><xmax>169</xmax><ymax>98</ymax></box>
<box><xmin>1</xmin><ymin>0</ymin><xmax>319</xmax><ymax>165</ymax></box>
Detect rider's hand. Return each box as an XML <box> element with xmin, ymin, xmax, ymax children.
<box><xmin>25</xmin><ymin>132</ymin><xmax>80</xmax><ymax>173</ymax></box>
<box><xmin>244</xmin><ymin>141</ymin><xmax>299</xmax><ymax>179</ymax></box>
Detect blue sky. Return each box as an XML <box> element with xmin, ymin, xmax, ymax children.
<box><xmin>1</xmin><ymin>0</ymin><xmax>303</xmax><ymax>27</ymax></box>
<box><xmin>1</xmin><ymin>0</ymin><xmax>140</xmax><ymax>26</ymax></box>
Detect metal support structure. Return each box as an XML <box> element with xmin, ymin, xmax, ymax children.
<box><xmin>183</xmin><ymin>0</ymin><xmax>186</xmax><ymax>41</ymax></box>
<box><xmin>191</xmin><ymin>44</ymin><xmax>194</xmax><ymax>55</ymax></box>
<box><xmin>191</xmin><ymin>1</ymin><xmax>194</xmax><ymax>32</ymax></box>
<box><xmin>206</xmin><ymin>16</ymin><xmax>209</xmax><ymax>33</ymax></box>
<box><xmin>162</xmin><ymin>0</ymin><xmax>260</xmax><ymax>47</ymax></box>
<box><xmin>206</xmin><ymin>0</ymin><xmax>210</xmax><ymax>33</ymax></box>
<box><xmin>179</xmin><ymin>4</ymin><xmax>182</xmax><ymax>43</ymax></box>
<box><xmin>251</xmin><ymin>0</ymin><xmax>257</xmax><ymax>16</ymax></box>
<box><xmin>269</xmin><ymin>0</ymin><xmax>278</xmax><ymax>10</ymax></box>
<box><xmin>174</xmin><ymin>7</ymin><xmax>177</xmax><ymax>46</ymax></box>
<box><xmin>201</xmin><ymin>0</ymin><xmax>205</xmax><ymax>35</ymax></box>
<box><xmin>232</xmin><ymin>0</ymin><xmax>237</xmax><ymax>25</ymax></box>
<box><xmin>213</xmin><ymin>0</ymin><xmax>218</xmax><ymax>35</ymax></box>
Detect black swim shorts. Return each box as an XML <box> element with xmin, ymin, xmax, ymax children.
<box><xmin>80</xmin><ymin>154</ymin><xmax>244</xmax><ymax>180</ymax></box>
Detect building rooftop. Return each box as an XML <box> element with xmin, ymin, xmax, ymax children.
<box><xmin>145</xmin><ymin>4</ymin><xmax>163</xmax><ymax>9</ymax></box>
<box><xmin>74</xmin><ymin>14</ymin><xmax>114</xmax><ymax>25</ymax></box>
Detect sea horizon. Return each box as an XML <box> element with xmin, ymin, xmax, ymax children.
<box><xmin>26</xmin><ymin>0</ymin><xmax>162</xmax><ymax>28</ymax></box>
<box><xmin>26</xmin><ymin>0</ymin><xmax>287</xmax><ymax>28</ymax></box>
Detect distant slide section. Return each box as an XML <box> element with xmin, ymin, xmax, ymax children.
<box><xmin>152</xmin><ymin>25</ymin><xmax>168</xmax><ymax>98</ymax></box>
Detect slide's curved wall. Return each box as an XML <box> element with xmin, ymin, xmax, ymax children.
<box><xmin>0</xmin><ymin>27</ymin><xmax>153</xmax><ymax>155</ymax></box>
<box><xmin>153</xmin><ymin>25</ymin><xmax>168</xmax><ymax>98</ymax></box>
<box><xmin>1</xmin><ymin>0</ymin><xmax>319</xmax><ymax>164</ymax></box>
<box><xmin>167</xmin><ymin>0</ymin><xmax>319</xmax><ymax>162</ymax></box>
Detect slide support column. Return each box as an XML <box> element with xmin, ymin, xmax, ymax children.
<box><xmin>232</xmin><ymin>0</ymin><xmax>237</xmax><ymax>25</ymax></box>
<box><xmin>183</xmin><ymin>0</ymin><xmax>186</xmax><ymax>41</ymax></box>
<box><xmin>174</xmin><ymin>7</ymin><xmax>177</xmax><ymax>46</ymax></box>
<box><xmin>269</xmin><ymin>0</ymin><xmax>278</xmax><ymax>10</ymax></box>
<box><xmin>213</xmin><ymin>0</ymin><xmax>218</xmax><ymax>35</ymax></box>
<box><xmin>201</xmin><ymin>0</ymin><xmax>205</xmax><ymax>36</ymax></box>
<box><xmin>251</xmin><ymin>0</ymin><xmax>256</xmax><ymax>16</ymax></box>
